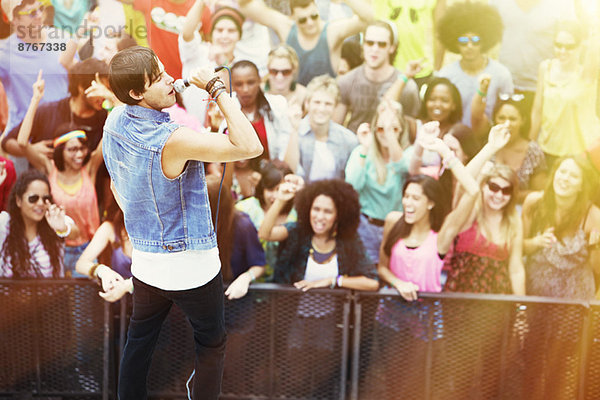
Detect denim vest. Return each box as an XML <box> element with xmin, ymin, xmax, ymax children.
<box><xmin>103</xmin><ymin>105</ymin><xmax>217</xmax><ymax>254</ymax></box>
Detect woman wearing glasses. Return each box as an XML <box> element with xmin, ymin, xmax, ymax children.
<box><xmin>437</xmin><ymin>2</ymin><xmax>513</xmax><ymax>129</ymax></box>
<box><xmin>529</xmin><ymin>21</ymin><xmax>600</xmax><ymax>167</ymax></box>
<box><xmin>263</xmin><ymin>45</ymin><xmax>307</xmax><ymax>126</ymax></box>
<box><xmin>0</xmin><ymin>170</ymin><xmax>74</xmax><ymax>278</ymax></box>
<box><xmin>17</xmin><ymin>72</ymin><xmax>103</xmax><ymax>274</ymax></box>
<box><xmin>443</xmin><ymin>124</ymin><xmax>525</xmax><ymax>295</ymax></box>
<box><xmin>471</xmin><ymin>86</ymin><xmax>548</xmax><ymax>200</ymax></box>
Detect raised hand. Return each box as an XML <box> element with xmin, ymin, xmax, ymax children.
<box><xmin>356</xmin><ymin>122</ymin><xmax>371</xmax><ymax>152</ymax></box>
<box><xmin>189</xmin><ymin>67</ymin><xmax>218</xmax><ymax>90</ymax></box>
<box><xmin>404</xmin><ymin>58</ymin><xmax>424</xmax><ymax>79</ymax></box>
<box><xmin>277</xmin><ymin>174</ymin><xmax>304</xmax><ymax>202</ymax></box>
<box><xmin>29</xmin><ymin>140</ymin><xmax>54</xmax><ymax>160</ymax></box>
<box><xmin>488</xmin><ymin>121</ymin><xmax>511</xmax><ymax>152</ymax></box>
<box><xmin>32</xmin><ymin>69</ymin><xmax>45</xmax><ymax>101</ymax></box>
<box><xmin>85</xmin><ymin>72</ymin><xmax>112</xmax><ymax>100</ymax></box>
<box><xmin>44</xmin><ymin>201</ymin><xmax>68</xmax><ymax>233</ymax></box>
<box><xmin>416</xmin><ymin>120</ymin><xmax>441</xmax><ymax>149</ymax></box>
<box><xmin>478</xmin><ymin>73</ymin><xmax>491</xmax><ymax>95</ymax></box>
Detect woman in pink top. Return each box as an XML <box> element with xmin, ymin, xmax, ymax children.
<box><xmin>378</xmin><ymin>124</ymin><xmax>480</xmax><ymax>301</ymax></box>
<box><xmin>18</xmin><ymin>123</ymin><xmax>103</xmax><ymax>275</ymax></box>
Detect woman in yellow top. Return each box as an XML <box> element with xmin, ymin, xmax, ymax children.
<box><xmin>529</xmin><ymin>20</ymin><xmax>600</xmax><ymax>166</ymax></box>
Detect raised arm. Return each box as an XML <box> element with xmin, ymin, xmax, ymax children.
<box><xmin>17</xmin><ymin>71</ymin><xmax>52</xmax><ymax>174</ymax></box>
<box><xmin>384</xmin><ymin>60</ymin><xmax>423</xmax><ymax>102</ymax></box>
<box><xmin>237</xmin><ymin>0</ymin><xmax>292</xmax><ymax>42</ymax></box>
<box><xmin>328</xmin><ymin>0</ymin><xmax>375</xmax><ymax>48</ymax></box>
<box><xmin>464</xmin><ymin>122</ymin><xmax>511</xmax><ymax>179</ymax></box>
<box><xmin>508</xmin><ymin>216</ymin><xmax>525</xmax><ymax>295</ymax></box>
<box><xmin>257</xmin><ymin>175</ymin><xmax>303</xmax><ymax>241</ymax></box>
<box><xmin>529</xmin><ymin>61</ymin><xmax>546</xmax><ymax>141</ymax></box>
<box><xmin>182</xmin><ymin>0</ymin><xmax>205</xmax><ymax>42</ymax></box>
<box><xmin>470</xmin><ymin>74</ymin><xmax>491</xmax><ymax>137</ymax></box>
<box><xmin>163</xmin><ymin>68</ymin><xmax>263</xmax><ymax>177</ymax></box>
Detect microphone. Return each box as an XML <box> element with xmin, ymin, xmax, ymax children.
<box><xmin>173</xmin><ymin>66</ymin><xmax>227</xmax><ymax>93</ymax></box>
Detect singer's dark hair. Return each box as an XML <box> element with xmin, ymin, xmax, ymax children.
<box><xmin>109</xmin><ymin>46</ymin><xmax>162</xmax><ymax>105</ymax></box>
<box><xmin>231</xmin><ymin>60</ymin><xmax>273</xmax><ymax>121</ymax></box>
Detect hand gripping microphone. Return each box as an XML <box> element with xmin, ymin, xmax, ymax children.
<box><xmin>173</xmin><ymin>66</ymin><xmax>226</xmax><ymax>93</ymax></box>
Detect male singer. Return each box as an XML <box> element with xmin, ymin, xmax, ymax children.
<box><xmin>102</xmin><ymin>46</ymin><xmax>262</xmax><ymax>399</ymax></box>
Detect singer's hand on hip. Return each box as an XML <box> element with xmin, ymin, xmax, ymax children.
<box><xmin>189</xmin><ymin>67</ymin><xmax>216</xmax><ymax>90</ymax></box>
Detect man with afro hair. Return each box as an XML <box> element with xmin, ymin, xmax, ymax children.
<box><xmin>437</xmin><ymin>1</ymin><xmax>513</xmax><ymax>128</ymax></box>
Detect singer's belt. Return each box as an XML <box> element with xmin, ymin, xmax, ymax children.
<box><xmin>362</xmin><ymin>213</ymin><xmax>385</xmax><ymax>227</ymax></box>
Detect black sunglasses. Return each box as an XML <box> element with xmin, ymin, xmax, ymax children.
<box><xmin>298</xmin><ymin>13</ymin><xmax>319</xmax><ymax>24</ymax></box>
<box><xmin>487</xmin><ymin>181</ymin><xmax>512</xmax><ymax>196</ymax></box>
<box><xmin>28</xmin><ymin>194</ymin><xmax>53</xmax><ymax>204</ymax></box>
<box><xmin>365</xmin><ymin>40</ymin><xmax>388</xmax><ymax>49</ymax></box>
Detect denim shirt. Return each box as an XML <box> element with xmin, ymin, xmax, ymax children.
<box><xmin>103</xmin><ymin>105</ymin><xmax>217</xmax><ymax>254</ymax></box>
<box><xmin>297</xmin><ymin>118</ymin><xmax>358</xmax><ymax>181</ymax></box>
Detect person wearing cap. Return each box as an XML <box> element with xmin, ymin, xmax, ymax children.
<box><xmin>238</xmin><ymin>0</ymin><xmax>374</xmax><ymax>86</ymax></box>
<box><xmin>178</xmin><ymin>1</ymin><xmax>247</xmax><ymax>125</ymax></box>
<box><xmin>0</xmin><ymin>0</ymin><xmax>71</xmax><ymax>173</ymax></box>
<box><xmin>333</xmin><ymin>20</ymin><xmax>420</xmax><ymax>134</ymax></box>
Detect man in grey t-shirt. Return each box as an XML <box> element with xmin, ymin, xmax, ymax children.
<box><xmin>334</xmin><ymin>20</ymin><xmax>420</xmax><ymax>133</ymax></box>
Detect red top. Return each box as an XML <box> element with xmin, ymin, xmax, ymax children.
<box><xmin>0</xmin><ymin>155</ymin><xmax>16</xmax><ymax>212</ymax></box>
<box><xmin>252</xmin><ymin>116</ymin><xmax>269</xmax><ymax>160</ymax></box>
<box><xmin>133</xmin><ymin>0</ymin><xmax>195</xmax><ymax>78</ymax></box>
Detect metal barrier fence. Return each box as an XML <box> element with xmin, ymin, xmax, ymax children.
<box><xmin>0</xmin><ymin>279</ymin><xmax>111</xmax><ymax>400</ymax></box>
<box><xmin>3</xmin><ymin>280</ymin><xmax>600</xmax><ymax>399</ymax></box>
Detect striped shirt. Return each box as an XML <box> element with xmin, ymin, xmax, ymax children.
<box><xmin>0</xmin><ymin>211</ymin><xmax>64</xmax><ymax>278</ymax></box>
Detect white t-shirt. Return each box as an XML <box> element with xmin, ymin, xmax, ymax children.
<box><xmin>131</xmin><ymin>247</ymin><xmax>221</xmax><ymax>290</ymax></box>
<box><xmin>309</xmin><ymin>140</ymin><xmax>336</xmax><ymax>181</ymax></box>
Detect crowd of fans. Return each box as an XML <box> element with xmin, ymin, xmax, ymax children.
<box><xmin>1</xmin><ymin>0</ymin><xmax>600</xmax><ymax>306</ymax></box>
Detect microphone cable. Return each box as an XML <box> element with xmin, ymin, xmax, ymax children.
<box><xmin>186</xmin><ymin>65</ymin><xmax>231</xmax><ymax>400</ymax></box>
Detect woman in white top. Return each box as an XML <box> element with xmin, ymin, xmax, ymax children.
<box><xmin>0</xmin><ymin>169</ymin><xmax>73</xmax><ymax>278</ymax></box>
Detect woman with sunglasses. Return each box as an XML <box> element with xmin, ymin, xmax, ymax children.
<box><xmin>522</xmin><ymin>156</ymin><xmax>600</xmax><ymax>300</ymax></box>
<box><xmin>0</xmin><ymin>169</ymin><xmax>74</xmax><ymax>278</ymax></box>
<box><xmin>442</xmin><ymin>124</ymin><xmax>525</xmax><ymax>295</ymax></box>
<box><xmin>470</xmin><ymin>84</ymin><xmax>548</xmax><ymax>200</ymax></box>
<box><xmin>529</xmin><ymin>21</ymin><xmax>600</xmax><ymax>167</ymax></box>
<box><xmin>437</xmin><ymin>2</ymin><xmax>513</xmax><ymax>129</ymax></box>
<box><xmin>264</xmin><ymin>45</ymin><xmax>307</xmax><ymax>126</ymax></box>
<box><xmin>17</xmin><ymin>77</ymin><xmax>103</xmax><ymax>275</ymax></box>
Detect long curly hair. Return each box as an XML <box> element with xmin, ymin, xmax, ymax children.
<box><xmin>436</xmin><ymin>2</ymin><xmax>504</xmax><ymax>54</ymax></box>
<box><xmin>419</xmin><ymin>77</ymin><xmax>463</xmax><ymax>125</ymax></box>
<box><xmin>294</xmin><ymin>179</ymin><xmax>361</xmax><ymax>240</ymax></box>
<box><xmin>383</xmin><ymin>175</ymin><xmax>449</xmax><ymax>256</ymax></box>
<box><xmin>1</xmin><ymin>170</ymin><xmax>63</xmax><ymax>278</ymax></box>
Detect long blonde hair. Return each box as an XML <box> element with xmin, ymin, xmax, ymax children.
<box><xmin>475</xmin><ymin>163</ymin><xmax>520</xmax><ymax>248</ymax></box>
<box><xmin>369</xmin><ymin>100</ymin><xmax>410</xmax><ymax>185</ymax></box>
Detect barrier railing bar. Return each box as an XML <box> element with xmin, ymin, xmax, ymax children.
<box><xmin>424</xmin><ymin>301</ymin><xmax>434</xmax><ymax>400</ymax></box>
<box><xmin>339</xmin><ymin>297</ymin><xmax>351</xmax><ymax>400</ymax></box>
<box><xmin>103</xmin><ymin>301</ymin><xmax>110</xmax><ymax>400</ymax></box>
<box><xmin>268</xmin><ymin>289</ymin><xmax>276</xmax><ymax>398</ymax></box>
<box><xmin>579</xmin><ymin>307</ymin><xmax>592</xmax><ymax>400</ymax></box>
<box><xmin>498</xmin><ymin>302</ymin><xmax>513</xmax><ymax>396</ymax></box>
<box><xmin>350</xmin><ymin>300</ymin><xmax>361</xmax><ymax>400</ymax></box>
<box><xmin>33</xmin><ymin>284</ymin><xmax>42</xmax><ymax>394</ymax></box>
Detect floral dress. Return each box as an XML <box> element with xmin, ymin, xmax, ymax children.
<box><xmin>444</xmin><ymin>221</ymin><xmax>511</xmax><ymax>294</ymax></box>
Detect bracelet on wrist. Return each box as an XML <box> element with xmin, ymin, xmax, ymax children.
<box><xmin>400</xmin><ymin>73</ymin><xmax>409</xmax><ymax>83</ymax></box>
<box><xmin>213</xmin><ymin>88</ymin><xmax>227</xmax><ymax>101</ymax></box>
<box><xmin>477</xmin><ymin>89</ymin><xmax>487</xmax><ymax>98</ymax></box>
<box><xmin>247</xmin><ymin>270</ymin><xmax>256</xmax><ymax>282</ymax></box>
<box><xmin>210</xmin><ymin>84</ymin><xmax>226</xmax><ymax>97</ymax></box>
<box><xmin>359</xmin><ymin>153</ymin><xmax>366</xmax><ymax>159</ymax></box>
<box><xmin>55</xmin><ymin>222</ymin><xmax>71</xmax><ymax>238</ymax></box>
<box><xmin>205</xmin><ymin>77</ymin><xmax>222</xmax><ymax>93</ymax></box>
<box><xmin>337</xmin><ymin>275</ymin><xmax>344</xmax><ymax>288</ymax></box>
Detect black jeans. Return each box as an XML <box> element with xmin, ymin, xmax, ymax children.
<box><xmin>118</xmin><ymin>273</ymin><xmax>226</xmax><ymax>400</ymax></box>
